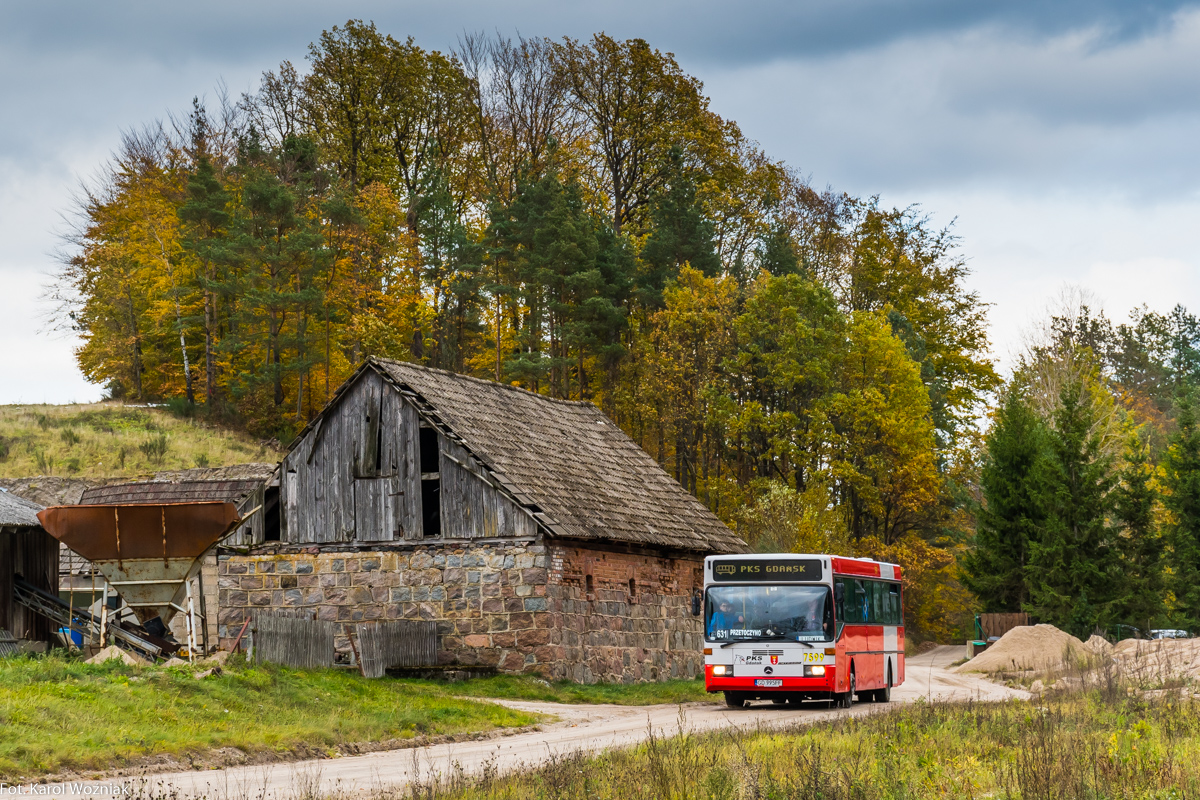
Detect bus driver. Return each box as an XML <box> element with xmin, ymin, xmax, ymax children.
<box><xmin>708</xmin><ymin>599</ymin><xmax>744</xmax><ymax>637</ymax></box>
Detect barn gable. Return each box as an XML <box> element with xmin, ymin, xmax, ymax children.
<box><xmin>276</xmin><ymin>359</ymin><xmax>742</xmax><ymax>555</ymax></box>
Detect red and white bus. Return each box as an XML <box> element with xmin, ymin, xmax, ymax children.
<box><xmin>702</xmin><ymin>553</ymin><xmax>905</xmax><ymax>708</ymax></box>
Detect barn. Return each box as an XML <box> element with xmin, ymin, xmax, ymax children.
<box><xmin>0</xmin><ymin>490</ymin><xmax>59</xmax><ymax>645</ymax></box>
<box><xmin>217</xmin><ymin>358</ymin><xmax>744</xmax><ymax>682</ymax></box>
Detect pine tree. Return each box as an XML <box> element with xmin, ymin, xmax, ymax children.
<box><xmin>1111</xmin><ymin>435</ymin><xmax>1166</xmax><ymax>633</ymax></box>
<box><xmin>179</xmin><ymin>157</ymin><xmax>231</xmax><ymax>405</ymax></box>
<box><xmin>1163</xmin><ymin>392</ymin><xmax>1200</xmax><ymax>629</ymax></box>
<box><xmin>638</xmin><ymin>147</ymin><xmax>719</xmax><ymax>307</ymax></box>
<box><xmin>1026</xmin><ymin>380</ymin><xmax>1118</xmax><ymax>638</ymax></box>
<box><xmin>962</xmin><ymin>389</ymin><xmax>1048</xmax><ymax>612</ymax></box>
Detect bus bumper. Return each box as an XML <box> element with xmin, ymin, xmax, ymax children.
<box><xmin>704</xmin><ymin>665</ymin><xmax>837</xmax><ymax>694</ymax></box>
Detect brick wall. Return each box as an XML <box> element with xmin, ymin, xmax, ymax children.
<box><xmin>215</xmin><ymin>540</ymin><xmax>707</xmax><ymax>683</ymax></box>
<box><xmin>547</xmin><ymin>543</ymin><xmax>706</xmax><ymax>683</ymax></box>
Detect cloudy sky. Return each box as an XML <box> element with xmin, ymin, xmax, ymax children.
<box><xmin>2</xmin><ymin>1</ymin><xmax>1197</xmax><ymax>403</ymax></box>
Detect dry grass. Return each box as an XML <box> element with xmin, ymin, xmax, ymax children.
<box><xmin>0</xmin><ymin>402</ymin><xmax>282</xmax><ymax>479</ymax></box>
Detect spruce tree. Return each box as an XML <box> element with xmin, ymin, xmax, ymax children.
<box><xmin>1026</xmin><ymin>381</ymin><xmax>1118</xmax><ymax>638</ymax></box>
<box><xmin>1163</xmin><ymin>392</ymin><xmax>1200</xmax><ymax>629</ymax></box>
<box><xmin>962</xmin><ymin>388</ymin><xmax>1048</xmax><ymax>612</ymax></box>
<box><xmin>757</xmin><ymin>219</ymin><xmax>800</xmax><ymax>278</ymax></box>
<box><xmin>1112</xmin><ymin>435</ymin><xmax>1166</xmax><ymax>633</ymax></box>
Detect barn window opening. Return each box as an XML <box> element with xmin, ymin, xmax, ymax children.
<box><xmin>419</xmin><ymin>426</ymin><xmax>441</xmax><ymax>537</ymax></box>
<box><xmin>585</xmin><ymin>574</ymin><xmax>594</xmax><ymax>596</ymax></box>
<box><xmin>628</xmin><ymin>578</ymin><xmax>636</xmax><ymax>597</ymax></box>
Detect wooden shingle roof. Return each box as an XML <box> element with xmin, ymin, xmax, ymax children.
<box><xmin>0</xmin><ymin>490</ymin><xmax>43</xmax><ymax>529</ymax></box>
<box><xmin>369</xmin><ymin>359</ymin><xmax>744</xmax><ymax>555</ymax></box>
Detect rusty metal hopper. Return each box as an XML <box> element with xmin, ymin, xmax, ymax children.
<box><xmin>37</xmin><ymin>502</ymin><xmax>240</xmax><ymax>631</ymax></box>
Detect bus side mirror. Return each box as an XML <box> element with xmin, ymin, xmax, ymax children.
<box><xmin>691</xmin><ymin>590</ymin><xmax>702</xmax><ymax>617</ymax></box>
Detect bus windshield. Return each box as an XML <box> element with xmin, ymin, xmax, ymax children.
<box><xmin>705</xmin><ymin>584</ymin><xmax>833</xmax><ymax>643</ymax></box>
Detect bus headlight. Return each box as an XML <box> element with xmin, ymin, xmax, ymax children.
<box><xmin>712</xmin><ymin>665</ymin><xmax>732</xmax><ymax>676</ymax></box>
<box><xmin>805</xmin><ymin>665</ymin><xmax>826</xmax><ymax>677</ymax></box>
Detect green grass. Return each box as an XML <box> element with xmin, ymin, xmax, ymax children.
<box><xmin>413</xmin><ymin>688</ymin><xmax>1200</xmax><ymax>800</ymax></box>
<box><xmin>0</xmin><ymin>653</ymin><xmax>537</xmax><ymax>780</ymax></box>
<box><xmin>0</xmin><ymin>402</ymin><xmax>283</xmax><ymax>478</ymax></box>
<box><xmin>426</xmin><ymin>675</ymin><xmax>712</xmax><ymax>705</ymax></box>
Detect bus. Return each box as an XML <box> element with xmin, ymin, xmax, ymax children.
<box><xmin>702</xmin><ymin>553</ymin><xmax>904</xmax><ymax>708</ymax></box>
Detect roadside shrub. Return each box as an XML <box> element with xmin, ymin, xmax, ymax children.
<box><xmin>0</xmin><ymin>437</ymin><xmax>9</xmax><ymax>462</ymax></box>
<box><xmin>33</xmin><ymin>449</ymin><xmax>52</xmax><ymax>474</ymax></box>
<box><xmin>60</xmin><ymin>428</ymin><xmax>81</xmax><ymax>447</ymax></box>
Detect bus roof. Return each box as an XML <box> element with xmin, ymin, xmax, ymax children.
<box><xmin>704</xmin><ymin>552</ymin><xmax>902</xmax><ymax>581</ymax></box>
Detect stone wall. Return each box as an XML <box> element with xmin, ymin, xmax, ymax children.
<box><xmin>216</xmin><ymin>541</ymin><xmax>551</xmax><ymax>670</ymax></box>
<box><xmin>215</xmin><ymin>539</ymin><xmax>707</xmax><ymax>683</ymax></box>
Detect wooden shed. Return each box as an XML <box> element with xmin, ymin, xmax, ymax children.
<box><xmin>0</xmin><ymin>490</ymin><xmax>59</xmax><ymax>643</ymax></box>
<box><xmin>219</xmin><ymin>358</ymin><xmax>744</xmax><ymax>682</ymax></box>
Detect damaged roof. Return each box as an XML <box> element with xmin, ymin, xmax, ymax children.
<box><xmin>0</xmin><ymin>490</ymin><xmax>44</xmax><ymax>529</ymax></box>
<box><xmin>364</xmin><ymin>359</ymin><xmax>745</xmax><ymax>555</ymax></box>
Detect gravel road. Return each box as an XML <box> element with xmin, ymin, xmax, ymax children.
<box><xmin>48</xmin><ymin>646</ymin><xmax>1026</xmax><ymax>799</ymax></box>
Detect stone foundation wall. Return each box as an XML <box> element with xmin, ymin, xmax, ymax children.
<box><xmin>215</xmin><ymin>539</ymin><xmax>707</xmax><ymax>683</ymax></box>
<box><xmin>216</xmin><ymin>542</ymin><xmax>551</xmax><ymax>670</ymax></box>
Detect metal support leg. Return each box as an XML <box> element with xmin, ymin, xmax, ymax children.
<box><xmin>185</xmin><ymin>579</ymin><xmax>197</xmax><ymax>663</ymax></box>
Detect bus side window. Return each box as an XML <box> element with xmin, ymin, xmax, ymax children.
<box><xmin>834</xmin><ymin>579</ymin><xmax>845</xmax><ymax>622</ymax></box>
<box><xmin>872</xmin><ymin>581</ymin><xmax>885</xmax><ymax>623</ymax></box>
<box><xmin>888</xmin><ymin>583</ymin><xmax>902</xmax><ymax>625</ymax></box>
<box><xmin>853</xmin><ymin>580</ymin><xmax>868</xmax><ymax>622</ymax></box>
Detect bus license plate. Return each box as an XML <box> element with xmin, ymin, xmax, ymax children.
<box><xmin>755</xmin><ymin>679</ymin><xmax>782</xmax><ymax>687</ymax></box>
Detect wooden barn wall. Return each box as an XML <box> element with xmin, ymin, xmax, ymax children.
<box><xmin>282</xmin><ymin>370</ymin><xmax>421</xmax><ymax>544</ymax></box>
<box><xmin>223</xmin><ymin>486</ymin><xmax>266</xmax><ymax>547</ymax></box>
<box><xmin>440</xmin><ymin>439</ymin><xmax>536</xmax><ymax>540</ymax></box>
<box><xmin>0</xmin><ymin>528</ymin><xmax>59</xmax><ymax>641</ymax></box>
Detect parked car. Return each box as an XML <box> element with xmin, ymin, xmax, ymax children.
<box><xmin>1149</xmin><ymin>629</ymin><xmax>1192</xmax><ymax>640</ymax></box>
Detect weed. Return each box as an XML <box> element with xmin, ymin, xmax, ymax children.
<box><xmin>33</xmin><ymin>449</ymin><xmax>52</xmax><ymax>474</ymax></box>
<box><xmin>63</xmin><ymin>457</ymin><xmax>81</xmax><ymax>474</ymax></box>
<box><xmin>0</xmin><ymin>437</ymin><xmax>8</xmax><ymax>462</ymax></box>
<box><xmin>139</xmin><ymin>433</ymin><xmax>169</xmax><ymax>465</ymax></box>
<box><xmin>118</xmin><ymin>446</ymin><xmax>128</xmax><ymax>469</ymax></box>
<box><xmin>195</xmin><ymin>452</ymin><xmax>211</xmax><ymax>468</ymax></box>
<box><xmin>59</xmin><ymin>427</ymin><xmax>81</xmax><ymax>446</ymax></box>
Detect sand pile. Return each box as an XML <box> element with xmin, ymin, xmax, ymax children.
<box><xmin>1113</xmin><ymin>638</ymin><xmax>1200</xmax><ymax>683</ymax></box>
<box><xmin>956</xmin><ymin>624</ymin><xmax>1091</xmax><ymax>674</ymax></box>
<box><xmin>1086</xmin><ymin>635</ymin><xmax>1115</xmax><ymax>656</ymax></box>
<box><xmin>86</xmin><ymin>645</ymin><xmax>149</xmax><ymax>666</ymax></box>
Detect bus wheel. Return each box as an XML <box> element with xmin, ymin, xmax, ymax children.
<box><xmin>874</xmin><ymin>667</ymin><xmax>892</xmax><ymax>703</ymax></box>
<box><xmin>837</xmin><ymin>671</ymin><xmax>855</xmax><ymax>709</ymax></box>
<box><xmin>724</xmin><ymin>691</ymin><xmax>747</xmax><ymax>709</ymax></box>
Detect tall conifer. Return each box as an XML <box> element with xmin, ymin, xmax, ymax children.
<box><xmin>1026</xmin><ymin>381</ymin><xmax>1118</xmax><ymax>638</ymax></box>
<box><xmin>962</xmin><ymin>388</ymin><xmax>1047</xmax><ymax>612</ymax></box>
<box><xmin>1112</xmin><ymin>435</ymin><xmax>1166</xmax><ymax>632</ymax></box>
<box><xmin>1163</xmin><ymin>392</ymin><xmax>1200</xmax><ymax>629</ymax></box>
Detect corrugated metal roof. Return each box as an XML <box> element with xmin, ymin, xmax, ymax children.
<box><xmin>0</xmin><ymin>490</ymin><xmax>44</xmax><ymax>529</ymax></box>
<box><xmin>364</xmin><ymin>359</ymin><xmax>746</xmax><ymax>555</ymax></box>
<box><xmin>80</xmin><ymin>479</ymin><xmax>262</xmax><ymax>506</ymax></box>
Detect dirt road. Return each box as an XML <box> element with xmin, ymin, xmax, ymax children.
<box><xmin>51</xmin><ymin>647</ymin><xmax>1025</xmax><ymax>799</ymax></box>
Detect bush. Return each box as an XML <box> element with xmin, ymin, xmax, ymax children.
<box><xmin>0</xmin><ymin>437</ymin><xmax>9</xmax><ymax>462</ymax></box>
<box><xmin>138</xmin><ymin>434</ymin><xmax>169</xmax><ymax>465</ymax></box>
<box><xmin>60</xmin><ymin>428</ymin><xmax>81</xmax><ymax>447</ymax></box>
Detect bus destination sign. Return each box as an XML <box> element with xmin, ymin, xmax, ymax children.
<box><xmin>711</xmin><ymin>558</ymin><xmax>823</xmax><ymax>582</ymax></box>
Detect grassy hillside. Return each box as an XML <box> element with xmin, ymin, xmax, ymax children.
<box><xmin>0</xmin><ymin>403</ymin><xmax>283</xmax><ymax>480</ymax></box>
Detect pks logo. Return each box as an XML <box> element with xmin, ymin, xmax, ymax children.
<box><xmin>770</xmin><ymin>655</ymin><xmax>779</xmax><ymax>665</ymax></box>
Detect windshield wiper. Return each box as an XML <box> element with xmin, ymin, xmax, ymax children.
<box><xmin>718</xmin><ymin>635</ymin><xmax>817</xmax><ymax>649</ymax></box>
